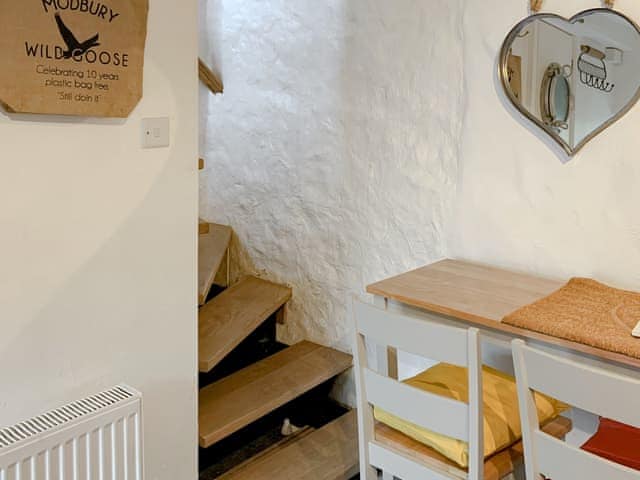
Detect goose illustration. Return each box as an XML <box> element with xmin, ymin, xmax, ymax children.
<box><xmin>55</xmin><ymin>13</ymin><xmax>100</xmax><ymax>59</ymax></box>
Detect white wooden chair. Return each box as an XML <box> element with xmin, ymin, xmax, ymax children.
<box><xmin>512</xmin><ymin>339</ymin><xmax>640</xmax><ymax>480</ymax></box>
<box><xmin>352</xmin><ymin>300</ymin><xmax>485</xmax><ymax>480</ymax></box>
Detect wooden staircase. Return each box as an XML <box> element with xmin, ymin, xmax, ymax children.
<box><xmin>197</xmin><ymin>221</ymin><xmax>358</xmax><ymax>478</ymax></box>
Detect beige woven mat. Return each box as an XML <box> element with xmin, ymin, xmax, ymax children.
<box><xmin>503</xmin><ymin>278</ymin><xmax>640</xmax><ymax>359</ymax></box>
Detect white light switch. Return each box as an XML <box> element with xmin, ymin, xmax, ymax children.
<box><xmin>142</xmin><ymin>117</ymin><xmax>170</xmax><ymax>148</ymax></box>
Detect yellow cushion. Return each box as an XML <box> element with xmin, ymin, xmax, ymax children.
<box><xmin>373</xmin><ymin>363</ymin><xmax>568</xmax><ymax>468</ymax></box>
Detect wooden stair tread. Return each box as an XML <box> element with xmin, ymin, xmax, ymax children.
<box><xmin>218</xmin><ymin>410</ymin><xmax>358</xmax><ymax>479</ymax></box>
<box><xmin>199</xmin><ymin>341</ymin><xmax>352</xmax><ymax>447</ymax></box>
<box><xmin>374</xmin><ymin>416</ymin><xmax>572</xmax><ymax>480</ymax></box>
<box><xmin>198</xmin><ymin>223</ymin><xmax>232</xmax><ymax>305</ymax></box>
<box><xmin>199</xmin><ymin>276</ymin><xmax>292</xmax><ymax>372</ymax></box>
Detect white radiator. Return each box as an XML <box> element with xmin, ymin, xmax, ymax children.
<box><xmin>0</xmin><ymin>385</ymin><xmax>143</xmax><ymax>480</ymax></box>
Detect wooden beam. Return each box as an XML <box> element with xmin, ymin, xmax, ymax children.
<box><xmin>199</xmin><ymin>221</ymin><xmax>210</xmax><ymax>235</ymax></box>
<box><xmin>198</xmin><ymin>223</ymin><xmax>233</xmax><ymax>305</ymax></box>
<box><xmin>275</xmin><ymin>302</ymin><xmax>288</xmax><ymax>325</ymax></box>
<box><xmin>199</xmin><ymin>58</ymin><xmax>223</xmax><ymax>94</ymax></box>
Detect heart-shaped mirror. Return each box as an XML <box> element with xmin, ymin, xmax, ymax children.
<box><xmin>499</xmin><ymin>8</ymin><xmax>640</xmax><ymax>156</ymax></box>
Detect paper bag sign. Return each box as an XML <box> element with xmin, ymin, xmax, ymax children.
<box><xmin>0</xmin><ymin>0</ymin><xmax>148</xmax><ymax>117</ymax></box>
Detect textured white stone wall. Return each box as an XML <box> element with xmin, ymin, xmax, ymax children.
<box><xmin>199</xmin><ymin>0</ymin><xmax>465</xmax><ymax>368</ymax></box>
<box><xmin>201</xmin><ymin>0</ymin><xmax>640</xmax><ymax>406</ymax></box>
<box><xmin>452</xmin><ymin>0</ymin><xmax>640</xmax><ymax>290</ymax></box>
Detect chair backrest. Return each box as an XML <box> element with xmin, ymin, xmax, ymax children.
<box><xmin>352</xmin><ymin>300</ymin><xmax>484</xmax><ymax>480</ymax></box>
<box><xmin>512</xmin><ymin>339</ymin><xmax>640</xmax><ymax>480</ymax></box>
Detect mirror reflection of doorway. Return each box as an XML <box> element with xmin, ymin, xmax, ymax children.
<box><xmin>540</xmin><ymin>62</ymin><xmax>572</xmax><ymax>133</ymax></box>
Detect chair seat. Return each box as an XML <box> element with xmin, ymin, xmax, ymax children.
<box><xmin>581</xmin><ymin>418</ymin><xmax>640</xmax><ymax>471</ymax></box>
<box><xmin>374</xmin><ymin>416</ymin><xmax>573</xmax><ymax>480</ymax></box>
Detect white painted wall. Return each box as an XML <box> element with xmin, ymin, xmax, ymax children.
<box><xmin>452</xmin><ymin>0</ymin><xmax>640</xmax><ymax>291</ymax></box>
<box><xmin>0</xmin><ymin>2</ymin><xmax>198</xmax><ymax>479</ymax></box>
<box><xmin>199</xmin><ymin>0</ymin><xmax>464</xmax><ymax>368</ymax></box>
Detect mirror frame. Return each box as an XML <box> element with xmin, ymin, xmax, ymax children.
<box><xmin>498</xmin><ymin>8</ymin><xmax>640</xmax><ymax>156</ymax></box>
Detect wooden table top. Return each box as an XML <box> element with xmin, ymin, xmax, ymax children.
<box><xmin>367</xmin><ymin>259</ymin><xmax>640</xmax><ymax>370</ymax></box>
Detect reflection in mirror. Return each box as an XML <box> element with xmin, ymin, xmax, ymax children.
<box><xmin>500</xmin><ymin>9</ymin><xmax>640</xmax><ymax>155</ymax></box>
<box><xmin>540</xmin><ymin>63</ymin><xmax>571</xmax><ymax>134</ymax></box>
